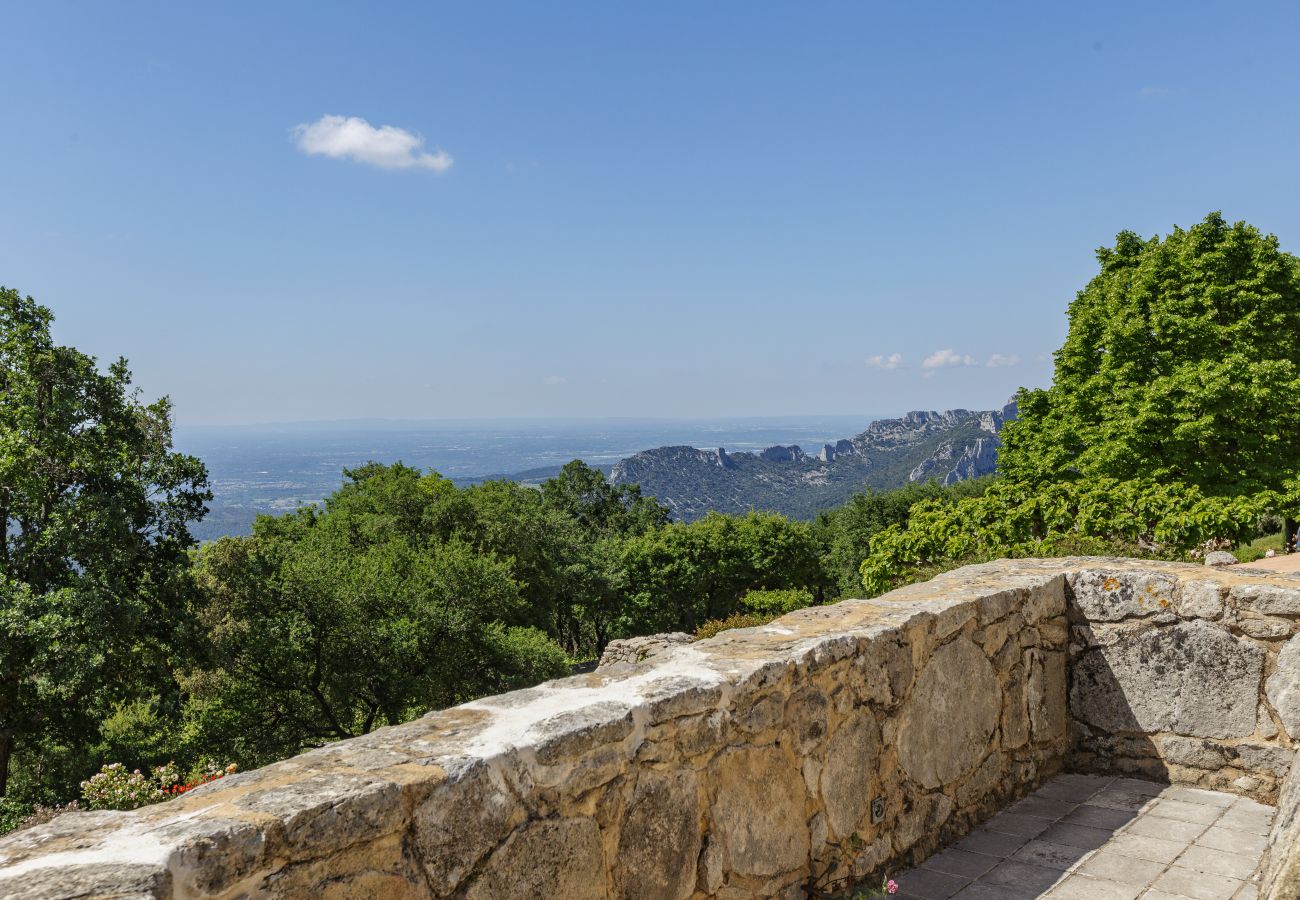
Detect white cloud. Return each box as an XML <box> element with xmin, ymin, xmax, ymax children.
<box><xmin>921</xmin><ymin>348</ymin><xmax>976</xmax><ymax>369</ymax></box>
<box><xmin>866</xmin><ymin>353</ymin><xmax>904</xmax><ymax>370</ymax></box>
<box><xmin>986</xmin><ymin>353</ymin><xmax>1021</xmax><ymax>368</ymax></box>
<box><xmin>543</xmin><ymin>375</ymin><xmax>568</xmax><ymax>385</ymax></box>
<box><xmin>292</xmin><ymin>115</ymin><xmax>453</xmax><ymax>172</ymax></box>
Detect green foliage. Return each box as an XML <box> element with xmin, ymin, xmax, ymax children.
<box><xmin>541</xmin><ymin>459</ymin><xmax>669</xmax><ymax>537</ymax></box>
<box><xmin>619</xmin><ymin>511</ymin><xmax>827</xmax><ymax>634</ymax></box>
<box><xmin>692</xmin><ymin>612</ymin><xmax>781</xmax><ymax>641</ymax></box>
<box><xmin>187</xmin><ymin>467</ymin><xmax>567</xmax><ymax>765</ymax></box>
<box><xmin>813</xmin><ymin>478</ymin><xmax>991</xmax><ymax>597</ymax></box>
<box><xmin>860</xmin><ymin>477</ymin><xmax>1272</xmax><ymax>595</ymax></box>
<box><xmin>0</xmin><ymin>798</ymin><xmax>30</xmax><ymax>834</ymax></box>
<box><xmin>0</xmin><ymin>287</ymin><xmax>210</xmax><ymax>798</ymax></box>
<box><xmin>741</xmin><ymin>588</ymin><xmax>814</xmax><ymax>616</ymax></box>
<box><xmin>80</xmin><ymin>763</ymin><xmax>166</xmax><ymax>811</ymax></box>
<box><xmin>1000</xmin><ymin>213</ymin><xmax>1300</xmax><ymax>500</ymax></box>
<box><xmin>1236</xmin><ymin>531</ymin><xmax>1286</xmax><ymax>563</ymax></box>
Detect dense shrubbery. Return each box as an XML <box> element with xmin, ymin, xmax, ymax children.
<box><xmin>813</xmin><ymin>478</ymin><xmax>991</xmax><ymax>596</ymax></box>
<box><xmin>859</xmin><ymin>477</ymin><xmax>1276</xmax><ymax>594</ymax></box>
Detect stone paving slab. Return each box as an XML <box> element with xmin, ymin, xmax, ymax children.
<box><xmin>895</xmin><ymin>775</ymin><xmax>1274</xmax><ymax>900</ymax></box>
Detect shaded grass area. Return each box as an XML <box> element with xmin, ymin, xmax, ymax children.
<box><xmin>1237</xmin><ymin>531</ymin><xmax>1285</xmax><ymax>563</ymax></box>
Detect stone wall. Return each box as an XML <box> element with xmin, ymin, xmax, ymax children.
<box><xmin>1062</xmin><ymin>560</ymin><xmax>1300</xmax><ymax>801</ymax></box>
<box><xmin>1260</xmin><ymin>747</ymin><xmax>1300</xmax><ymax>900</ymax></box>
<box><xmin>0</xmin><ymin>558</ymin><xmax>1295</xmax><ymax>899</ymax></box>
<box><xmin>596</xmin><ymin>632</ymin><xmax>693</xmax><ymax>672</ymax></box>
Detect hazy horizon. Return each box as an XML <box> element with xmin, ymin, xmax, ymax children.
<box><xmin>176</xmin><ymin>412</ymin><xmax>901</xmax><ymax>540</ymax></box>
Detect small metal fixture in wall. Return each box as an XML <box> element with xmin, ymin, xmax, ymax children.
<box><xmin>871</xmin><ymin>796</ymin><xmax>885</xmax><ymax>825</ymax></box>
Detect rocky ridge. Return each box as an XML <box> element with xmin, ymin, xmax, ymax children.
<box><xmin>609</xmin><ymin>402</ymin><xmax>1017</xmax><ymax>520</ymax></box>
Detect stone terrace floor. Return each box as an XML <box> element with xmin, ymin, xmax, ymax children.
<box><xmin>893</xmin><ymin>774</ymin><xmax>1275</xmax><ymax>900</ymax></box>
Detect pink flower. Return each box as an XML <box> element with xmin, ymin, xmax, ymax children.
<box><xmin>887</xmin><ymin>880</ymin><xmax>898</xmax><ymax>895</ymax></box>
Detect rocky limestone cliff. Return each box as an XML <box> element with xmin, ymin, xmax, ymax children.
<box><xmin>609</xmin><ymin>402</ymin><xmax>1017</xmax><ymax>521</ymax></box>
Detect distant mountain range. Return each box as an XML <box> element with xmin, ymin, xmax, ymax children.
<box><xmin>608</xmin><ymin>403</ymin><xmax>1017</xmax><ymax>521</ymax></box>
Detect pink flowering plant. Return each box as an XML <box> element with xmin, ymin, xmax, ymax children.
<box><xmin>805</xmin><ymin>833</ymin><xmax>899</xmax><ymax>898</ymax></box>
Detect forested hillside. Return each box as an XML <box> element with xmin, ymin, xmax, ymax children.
<box><xmin>609</xmin><ymin>405</ymin><xmax>1015</xmax><ymax>520</ymax></box>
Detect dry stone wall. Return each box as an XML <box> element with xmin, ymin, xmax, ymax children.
<box><xmin>1260</xmin><ymin>746</ymin><xmax>1300</xmax><ymax>900</ymax></box>
<box><xmin>0</xmin><ymin>557</ymin><xmax>1296</xmax><ymax>900</ymax></box>
<box><xmin>0</xmin><ymin>562</ymin><xmax>1071</xmax><ymax>899</ymax></box>
<box><xmin>1062</xmin><ymin>560</ymin><xmax>1300</xmax><ymax>801</ymax></box>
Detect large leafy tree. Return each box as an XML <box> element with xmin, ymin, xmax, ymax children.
<box><xmin>0</xmin><ymin>288</ymin><xmax>209</xmax><ymax>795</ymax></box>
<box><xmin>189</xmin><ymin>465</ymin><xmax>568</xmax><ymax>765</ymax></box>
<box><xmin>540</xmin><ymin>460</ymin><xmax>669</xmax><ymax>537</ymax></box>
<box><xmin>813</xmin><ymin>478</ymin><xmax>990</xmax><ymax>598</ymax></box>
<box><xmin>1000</xmin><ymin>214</ymin><xmax>1300</xmax><ymax>517</ymax></box>
<box><xmin>619</xmin><ymin>511</ymin><xmax>826</xmax><ymax>633</ymax></box>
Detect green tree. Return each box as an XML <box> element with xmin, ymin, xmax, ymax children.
<box><xmin>0</xmin><ymin>288</ymin><xmax>209</xmax><ymax>796</ymax></box>
<box><xmin>999</xmin><ymin>214</ymin><xmax>1300</xmax><ymax>514</ymax></box>
<box><xmin>813</xmin><ymin>478</ymin><xmax>990</xmax><ymax>597</ymax></box>
<box><xmin>540</xmin><ymin>460</ymin><xmax>669</xmax><ymax>537</ymax></box>
<box><xmin>189</xmin><ymin>467</ymin><xmax>568</xmax><ymax>765</ymax></box>
<box><xmin>619</xmin><ymin>511</ymin><xmax>826</xmax><ymax>633</ymax></box>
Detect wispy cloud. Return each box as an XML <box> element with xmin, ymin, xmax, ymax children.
<box><xmin>1138</xmin><ymin>86</ymin><xmax>1173</xmax><ymax>99</ymax></box>
<box><xmin>542</xmin><ymin>375</ymin><xmax>568</xmax><ymax>385</ymax></box>
<box><xmin>921</xmin><ymin>348</ymin><xmax>976</xmax><ymax>370</ymax></box>
<box><xmin>866</xmin><ymin>353</ymin><xmax>904</xmax><ymax>370</ymax></box>
<box><xmin>292</xmin><ymin>115</ymin><xmax>453</xmax><ymax>172</ymax></box>
<box><xmin>986</xmin><ymin>353</ymin><xmax>1021</xmax><ymax>368</ymax></box>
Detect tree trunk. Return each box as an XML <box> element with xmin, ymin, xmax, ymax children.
<box><xmin>1287</xmin><ymin>518</ymin><xmax>1298</xmax><ymax>555</ymax></box>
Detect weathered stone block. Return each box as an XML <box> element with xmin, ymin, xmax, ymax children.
<box><xmin>1237</xmin><ymin>616</ymin><xmax>1294</xmax><ymax>639</ymax></box>
<box><xmin>783</xmin><ymin>687</ymin><xmax>830</xmax><ymax>755</ymax></box>
<box><xmin>1157</xmin><ymin>735</ymin><xmax>1232</xmax><ymax>770</ymax></box>
<box><xmin>897</xmin><ymin>637</ymin><xmax>1000</xmax><ymax>789</ymax></box>
<box><xmin>1267</xmin><ymin>634</ymin><xmax>1300</xmax><ymax>739</ymax></box>
<box><xmin>820</xmin><ymin>712</ymin><xmax>881</xmax><ymax>839</ymax></box>
<box><xmin>614</xmin><ymin>769</ymin><xmax>702</xmax><ymax>900</ymax></box>
<box><xmin>1070</xmin><ymin>620</ymin><xmax>1265</xmax><ymax>739</ymax></box>
<box><xmin>708</xmin><ymin>746</ymin><xmax>809</xmax><ymax>877</ymax></box>
<box><xmin>464</xmin><ymin>817</ymin><xmax>604</xmax><ymax>900</ymax></box>
<box><xmin>1001</xmin><ymin>665</ymin><xmax>1030</xmax><ymax>749</ymax></box>
<box><xmin>1232</xmin><ymin>583</ymin><xmax>1300</xmax><ymax>617</ymax></box>
<box><xmin>1176</xmin><ymin>580</ymin><xmax>1226</xmax><ymax>620</ymax></box>
<box><xmin>1027</xmin><ymin>649</ymin><xmax>1067</xmax><ymax>743</ymax></box>
<box><xmin>413</xmin><ymin>764</ymin><xmax>522</xmax><ymax>894</ymax></box>
<box><xmin>1069</xmin><ymin>570</ymin><xmax>1177</xmax><ymax>621</ymax></box>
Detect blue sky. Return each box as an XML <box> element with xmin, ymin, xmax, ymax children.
<box><xmin>3</xmin><ymin>2</ymin><xmax>1299</xmax><ymax>425</ymax></box>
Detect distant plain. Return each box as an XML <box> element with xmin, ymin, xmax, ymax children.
<box><xmin>176</xmin><ymin>415</ymin><xmax>884</xmax><ymax>540</ymax></box>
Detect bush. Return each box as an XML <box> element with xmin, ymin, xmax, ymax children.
<box><xmin>741</xmin><ymin>588</ymin><xmax>814</xmax><ymax>616</ymax></box>
<box><xmin>693</xmin><ymin>612</ymin><xmax>781</xmax><ymax>641</ymax></box>
<box><xmin>860</xmin><ymin>477</ymin><xmax>1274</xmax><ymax>596</ymax></box>
<box><xmin>0</xmin><ymin>799</ymin><xmax>31</xmax><ymax>835</ymax></box>
<box><xmin>80</xmin><ymin>763</ymin><xmax>163</xmax><ymax>811</ymax></box>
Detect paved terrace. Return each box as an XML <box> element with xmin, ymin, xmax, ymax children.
<box><xmin>898</xmin><ymin>775</ymin><xmax>1272</xmax><ymax>900</ymax></box>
